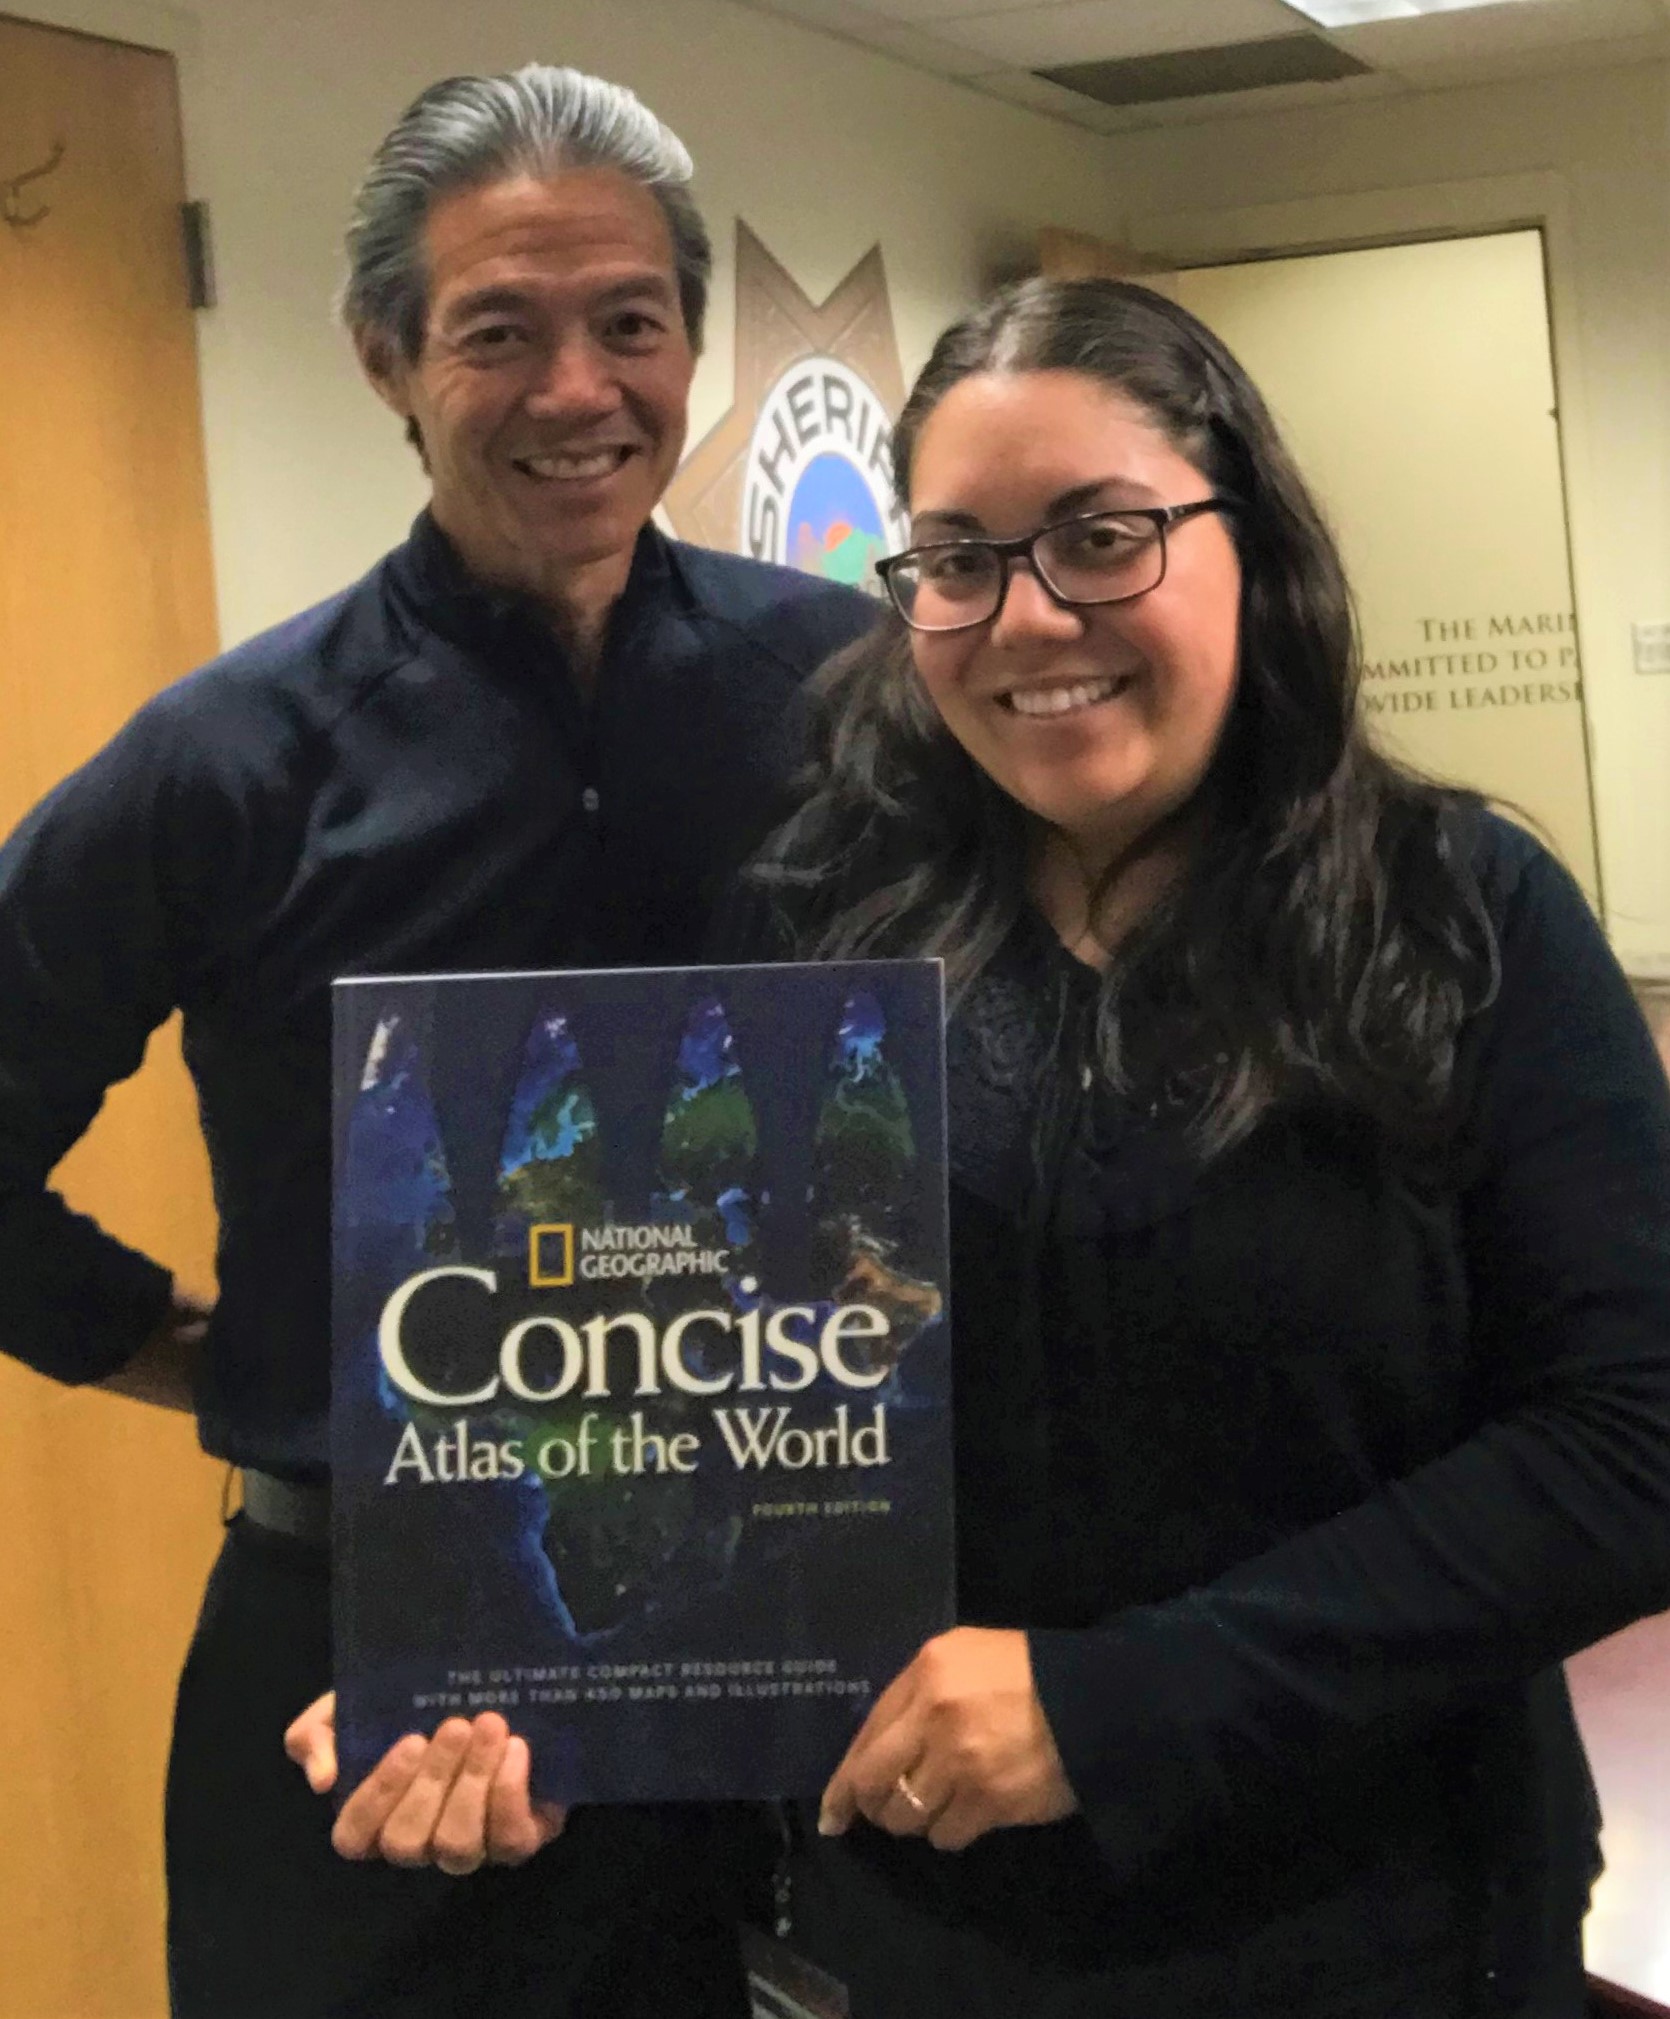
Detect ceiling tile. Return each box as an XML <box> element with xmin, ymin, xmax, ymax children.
<box><xmin>931</xmin><ymin>0</ymin><xmax>1302</xmax><ymax>70</ymax></box>
<box><xmin>730</xmin><ymin>0</ymin><xmax>1668</xmax><ymax>105</ymax></box>
<box><xmin>1020</xmin><ymin>64</ymin><xmax>1403</xmax><ymax>130</ymax></box>
<box><xmin>831</xmin><ymin>0</ymin><xmax>1040</xmax><ymax>18</ymax></box>
<box><xmin>965</xmin><ymin>66</ymin><xmax>1136</xmax><ymax>129</ymax></box>
<box><xmin>729</xmin><ymin>0</ymin><xmax>895</xmax><ymax>36</ymax></box>
<box><xmin>849</xmin><ymin>0</ymin><xmax>1293</xmax><ymax>23</ymax></box>
<box><xmin>1114</xmin><ymin>65</ymin><xmax>1404</xmax><ymax>125</ymax></box>
<box><xmin>968</xmin><ymin>59</ymin><xmax>1403</xmax><ymax>132</ymax></box>
<box><xmin>1041</xmin><ymin>36</ymin><xmax>1369</xmax><ymax>108</ymax></box>
<box><xmin>1367</xmin><ymin>24</ymin><xmax>1670</xmax><ymax>85</ymax></box>
<box><xmin>835</xmin><ymin>16</ymin><xmax>1001</xmax><ymax>71</ymax></box>
<box><xmin>731</xmin><ymin>0</ymin><xmax>1043</xmax><ymax>78</ymax></box>
<box><xmin>1332</xmin><ymin>0</ymin><xmax>1661</xmax><ymax>65</ymax></box>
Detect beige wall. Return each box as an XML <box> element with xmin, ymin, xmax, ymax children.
<box><xmin>16</xmin><ymin>0</ymin><xmax>1119</xmax><ymax>643</ymax></box>
<box><xmin>1103</xmin><ymin>61</ymin><xmax>1670</xmax><ymax>971</ymax></box>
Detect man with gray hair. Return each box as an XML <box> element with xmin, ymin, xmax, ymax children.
<box><xmin>0</xmin><ymin>63</ymin><xmax>873</xmax><ymax>2017</ymax></box>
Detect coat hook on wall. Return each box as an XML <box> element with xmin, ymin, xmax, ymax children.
<box><xmin>4</xmin><ymin>141</ymin><xmax>67</xmax><ymax>229</ymax></box>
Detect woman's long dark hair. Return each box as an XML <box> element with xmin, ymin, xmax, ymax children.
<box><xmin>750</xmin><ymin>278</ymin><xmax>1497</xmax><ymax>1156</ymax></box>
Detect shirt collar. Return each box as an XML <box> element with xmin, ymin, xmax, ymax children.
<box><xmin>391</xmin><ymin>508</ymin><xmax>692</xmax><ymax>668</ymax></box>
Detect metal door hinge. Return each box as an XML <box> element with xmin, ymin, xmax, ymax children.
<box><xmin>181</xmin><ymin>199</ymin><xmax>215</xmax><ymax>309</ymax></box>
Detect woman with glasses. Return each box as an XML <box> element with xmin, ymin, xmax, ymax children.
<box><xmin>731</xmin><ymin>276</ymin><xmax>1670</xmax><ymax>2017</ymax></box>
<box><xmin>288</xmin><ymin>279</ymin><xmax>1670</xmax><ymax>2018</ymax></box>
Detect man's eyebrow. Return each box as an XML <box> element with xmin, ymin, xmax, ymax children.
<box><xmin>590</xmin><ymin>273</ymin><xmax>678</xmax><ymax>306</ymax></box>
<box><xmin>443</xmin><ymin>287</ymin><xmax>536</xmax><ymax>322</ymax></box>
<box><xmin>442</xmin><ymin>273</ymin><xmax>677</xmax><ymax>322</ymax></box>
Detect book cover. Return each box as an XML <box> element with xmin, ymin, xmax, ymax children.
<box><xmin>330</xmin><ymin>960</ymin><xmax>951</xmax><ymax>1805</ymax></box>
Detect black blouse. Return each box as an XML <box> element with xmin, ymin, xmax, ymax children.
<box><xmin>788</xmin><ymin>811</ymin><xmax>1670</xmax><ymax>2017</ymax></box>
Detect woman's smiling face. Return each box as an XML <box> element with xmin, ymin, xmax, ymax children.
<box><xmin>903</xmin><ymin>368</ymin><xmax>1243</xmax><ymax>870</ymax></box>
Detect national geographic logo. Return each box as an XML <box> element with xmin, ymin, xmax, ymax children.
<box><xmin>530</xmin><ymin>1222</ymin><xmax>732</xmax><ymax>1286</ymax></box>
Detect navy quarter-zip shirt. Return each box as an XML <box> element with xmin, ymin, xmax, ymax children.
<box><xmin>0</xmin><ymin>514</ymin><xmax>874</xmax><ymax>1474</ymax></box>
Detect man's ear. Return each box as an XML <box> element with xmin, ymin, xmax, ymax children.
<box><xmin>355</xmin><ymin>328</ymin><xmax>412</xmax><ymax>418</ymax></box>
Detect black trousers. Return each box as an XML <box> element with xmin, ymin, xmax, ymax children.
<box><xmin>165</xmin><ymin>1516</ymin><xmax>768</xmax><ymax>2019</ymax></box>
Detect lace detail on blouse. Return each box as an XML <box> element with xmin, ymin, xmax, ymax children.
<box><xmin>945</xmin><ymin>924</ymin><xmax>1207</xmax><ymax>1236</ymax></box>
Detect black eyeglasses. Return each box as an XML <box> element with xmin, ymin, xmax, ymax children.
<box><xmin>874</xmin><ymin>498</ymin><xmax>1235</xmax><ymax>634</ymax></box>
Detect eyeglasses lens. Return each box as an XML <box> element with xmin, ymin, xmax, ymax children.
<box><xmin>888</xmin><ymin>515</ymin><xmax>1165</xmax><ymax>631</ymax></box>
<box><xmin>889</xmin><ymin>547</ymin><xmax>1002</xmax><ymax>629</ymax></box>
<box><xmin>1036</xmin><ymin>517</ymin><xmax>1163</xmax><ymax>604</ymax></box>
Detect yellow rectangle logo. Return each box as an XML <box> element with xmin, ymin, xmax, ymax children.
<box><xmin>529</xmin><ymin>1223</ymin><xmax>574</xmax><ymax>1288</ymax></box>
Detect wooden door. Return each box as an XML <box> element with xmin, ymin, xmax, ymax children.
<box><xmin>1169</xmin><ymin>233</ymin><xmax>1601</xmax><ymax>905</ymax></box>
<box><xmin>0</xmin><ymin>15</ymin><xmax>224</xmax><ymax>2017</ymax></box>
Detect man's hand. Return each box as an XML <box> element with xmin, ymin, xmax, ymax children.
<box><xmin>817</xmin><ymin>1627</ymin><xmax>1078</xmax><ymax>1853</ymax></box>
<box><xmin>96</xmin><ymin>1285</ymin><xmax>213</xmax><ymax>1413</ymax></box>
<box><xmin>283</xmin><ymin>1692</ymin><xmax>566</xmax><ymax>1875</ymax></box>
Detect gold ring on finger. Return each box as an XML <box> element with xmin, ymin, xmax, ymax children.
<box><xmin>894</xmin><ymin>1771</ymin><xmax>929</xmax><ymax>1818</ymax></box>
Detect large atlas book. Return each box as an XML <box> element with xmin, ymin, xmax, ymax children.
<box><xmin>330</xmin><ymin>960</ymin><xmax>951</xmax><ymax>1805</ymax></box>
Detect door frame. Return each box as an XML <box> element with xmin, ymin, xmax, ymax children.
<box><xmin>1126</xmin><ymin>170</ymin><xmax>1589</xmax><ymax>507</ymax></box>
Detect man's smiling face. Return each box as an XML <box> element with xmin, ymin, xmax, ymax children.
<box><xmin>362</xmin><ymin>167</ymin><xmax>696</xmax><ymax>609</ymax></box>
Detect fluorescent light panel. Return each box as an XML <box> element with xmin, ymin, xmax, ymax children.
<box><xmin>1285</xmin><ymin>0</ymin><xmax>1539</xmax><ymax>24</ymax></box>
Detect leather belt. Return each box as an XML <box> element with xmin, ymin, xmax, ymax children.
<box><xmin>240</xmin><ymin>1468</ymin><xmax>331</xmax><ymax>1547</ymax></box>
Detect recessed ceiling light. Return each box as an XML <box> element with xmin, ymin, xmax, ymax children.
<box><xmin>1285</xmin><ymin>0</ymin><xmax>1537</xmax><ymax>25</ymax></box>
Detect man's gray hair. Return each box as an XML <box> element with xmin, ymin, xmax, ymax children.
<box><xmin>341</xmin><ymin>64</ymin><xmax>712</xmax><ymax>360</ymax></box>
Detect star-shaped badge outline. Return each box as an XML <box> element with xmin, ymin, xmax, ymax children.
<box><xmin>663</xmin><ymin>222</ymin><xmax>907</xmax><ymax>554</ymax></box>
